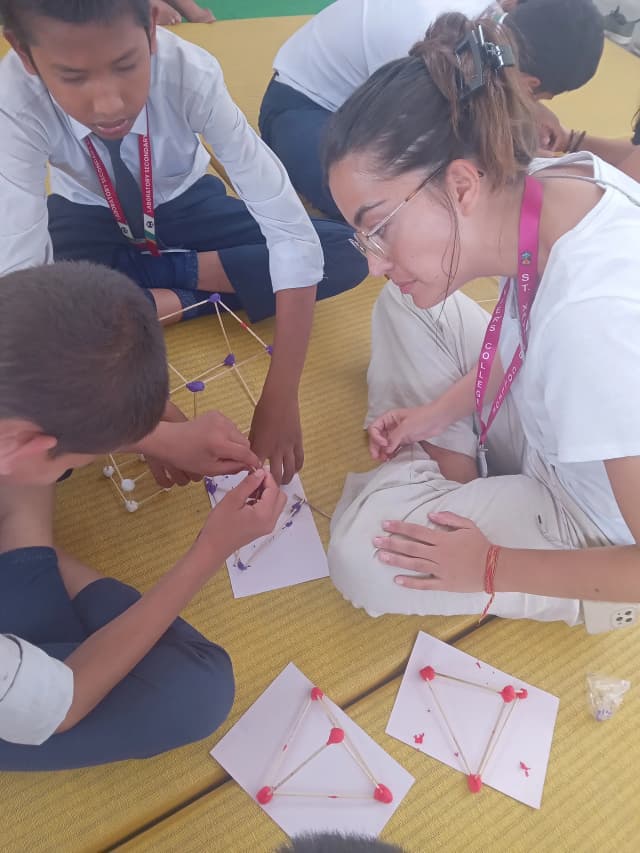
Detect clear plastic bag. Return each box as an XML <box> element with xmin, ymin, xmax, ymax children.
<box><xmin>586</xmin><ymin>673</ymin><xmax>631</xmax><ymax>721</ymax></box>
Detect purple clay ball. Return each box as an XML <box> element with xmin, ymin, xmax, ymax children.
<box><xmin>266</xmin><ymin>345</ymin><xmax>274</xmax><ymax>356</ymax></box>
<box><xmin>209</xmin><ymin>293</ymin><xmax>222</xmax><ymax>303</ymax></box>
<box><xmin>224</xmin><ymin>353</ymin><xmax>236</xmax><ymax>367</ymax></box>
<box><xmin>204</xmin><ymin>478</ymin><xmax>217</xmax><ymax>496</ymax></box>
<box><xmin>237</xmin><ymin>560</ymin><xmax>249</xmax><ymax>571</ymax></box>
<box><xmin>186</xmin><ymin>380</ymin><xmax>205</xmax><ymax>392</ymax></box>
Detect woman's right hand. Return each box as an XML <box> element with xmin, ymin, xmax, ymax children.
<box><xmin>368</xmin><ymin>403</ymin><xmax>446</xmax><ymax>461</ymax></box>
<box><xmin>201</xmin><ymin>469</ymin><xmax>287</xmax><ymax>555</ymax></box>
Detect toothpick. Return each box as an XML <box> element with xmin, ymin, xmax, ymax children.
<box><xmin>214</xmin><ymin>302</ymin><xmax>234</xmax><ymax>355</ymax></box>
<box><xmin>233</xmin><ymin>365</ymin><xmax>258</xmax><ymax>407</ymax></box>
<box><xmin>477</xmin><ymin>696</ymin><xmax>519</xmax><ymax>778</ymax></box>
<box><xmin>273</xmin><ymin>792</ymin><xmax>375</xmax><ymax>800</ymax></box>
<box><xmin>425</xmin><ymin>680</ymin><xmax>473</xmax><ymax>776</ymax></box>
<box><xmin>159</xmin><ymin>298</ymin><xmax>211</xmax><ymax>323</ymax></box>
<box><xmin>167</xmin><ymin>362</ymin><xmax>189</xmax><ymax>384</ymax></box>
<box><xmin>272</xmin><ymin>741</ymin><xmax>330</xmax><ymax>792</ymax></box>
<box><xmin>293</xmin><ymin>494</ymin><xmax>332</xmax><ymax>521</ymax></box>
<box><xmin>431</xmin><ymin>671</ymin><xmax>506</xmax><ymax>697</ymax></box>
<box><xmin>239</xmin><ymin>497</ymin><xmax>304</xmax><ymax>565</ymax></box>
<box><xmin>265</xmin><ymin>698</ymin><xmax>312</xmax><ymax>785</ymax></box>
<box><xmin>319</xmin><ymin>700</ymin><xmax>380</xmax><ymax>787</ymax></box>
<box><xmin>216</xmin><ymin>298</ymin><xmax>270</xmax><ymax>349</ymax></box>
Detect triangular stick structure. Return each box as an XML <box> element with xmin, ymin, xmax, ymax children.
<box><xmin>256</xmin><ymin>687</ymin><xmax>393</xmax><ymax>805</ymax></box>
<box><xmin>103</xmin><ymin>294</ymin><xmax>272</xmax><ymax>512</ymax></box>
<box><xmin>418</xmin><ymin>665</ymin><xmax>528</xmax><ymax>794</ymax></box>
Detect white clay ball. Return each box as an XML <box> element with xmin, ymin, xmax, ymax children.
<box><xmin>103</xmin><ymin>465</ymin><xmax>115</xmax><ymax>478</ymax></box>
<box><xmin>125</xmin><ymin>500</ymin><xmax>139</xmax><ymax>513</ymax></box>
<box><xmin>138</xmin><ymin>453</ymin><xmax>146</xmax><ymax>462</ymax></box>
<box><xmin>121</xmin><ymin>478</ymin><xmax>136</xmax><ymax>492</ymax></box>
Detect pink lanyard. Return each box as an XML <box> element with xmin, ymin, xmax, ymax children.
<box><xmin>474</xmin><ymin>175</ymin><xmax>543</xmax><ymax>477</ymax></box>
<box><xmin>84</xmin><ymin>111</ymin><xmax>159</xmax><ymax>256</ymax></box>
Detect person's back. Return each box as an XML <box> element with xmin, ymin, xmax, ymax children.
<box><xmin>274</xmin><ymin>0</ymin><xmax>491</xmax><ymax>112</ymax></box>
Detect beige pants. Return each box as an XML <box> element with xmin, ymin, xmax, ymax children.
<box><xmin>329</xmin><ymin>284</ymin><xmax>609</xmax><ymax>624</ymax></box>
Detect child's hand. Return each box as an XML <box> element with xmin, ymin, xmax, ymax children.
<box><xmin>368</xmin><ymin>404</ymin><xmax>446</xmax><ymax>461</ymax></box>
<box><xmin>202</xmin><ymin>469</ymin><xmax>286</xmax><ymax>554</ymax></box>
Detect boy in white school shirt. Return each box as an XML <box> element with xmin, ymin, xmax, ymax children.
<box><xmin>0</xmin><ymin>261</ymin><xmax>285</xmax><ymax>769</ymax></box>
<box><xmin>258</xmin><ymin>0</ymin><xmax>605</xmax><ymax>218</ymax></box>
<box><xmin>0</xmin><ymin>0</ymin><xmax>368</xmax><ymax>486</ymax></box>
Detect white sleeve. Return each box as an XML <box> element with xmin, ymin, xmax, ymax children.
<box><xmin>185</xmin><ymin>54</ymin><xmax>324</xmax><ymax>293</ymax></box>
<box><xmin>541</xmin><ymin>297</ymin><xmax>640</xmax><ymax>464</ymax></box>
<box><xmin>0</xmin><ymin>634</ymin><xmax>73</xmax><ymax>746</ymax></box>
<box><xmin>0</xmin><ymin>107</ymin><xmax>53</xmax><ymax>276</ymax></box>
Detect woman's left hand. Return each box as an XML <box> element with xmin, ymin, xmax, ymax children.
<box><xmin>373</xmin><ymin>511</ymin><xmax>491</xmax><ymax>591</ymax></box>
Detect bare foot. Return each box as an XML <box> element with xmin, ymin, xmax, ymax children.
<box><xmin>172</xmin><ymin>0</ymin><xmax>216</xmax><ymax>23</ymax></box>
<box><xmin>152</xmin><ymin>0</ymin><xmax>181</xmax><ymax>26</ymax></box>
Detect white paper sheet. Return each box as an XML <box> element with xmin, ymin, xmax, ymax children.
<box><xmin>211</xmin><ymin>663</ymin><xmax>415</xmax><ymax>838</ymax></box>
<box><xmin>386</xmin><ymin>631</ymin><xmax>559</xmax><ymax>809</ymax></box>
<box><xmin>206</xmin><ymin>473</ymin><xmax>329</xmax><ymax>598</ymax></box>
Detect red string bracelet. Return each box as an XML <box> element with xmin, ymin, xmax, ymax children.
<box><xmin>479</xmin><ymin>544</ymin><xmax>500</xmax><ymax>623</ymax></box>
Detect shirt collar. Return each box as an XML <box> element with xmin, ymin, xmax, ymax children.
<box><xmin>65</xmin><ymin>105</ymin><xmax>148</xmax><ymax>141</ymax></box>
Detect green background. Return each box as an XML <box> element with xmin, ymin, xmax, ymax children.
<box><xmin>200</xmin><ymin>1</ymin><xmax>333</xmax><ymax>20</ymax></box>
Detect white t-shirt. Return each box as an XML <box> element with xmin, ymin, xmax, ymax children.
<box><xmin>0</xmin><ymin>28</ymin><xmax>323</xmax><ymax>292</ymax></box>
<box><xmin>274</xmin><ymin>0</ymin><xmax>495</xmax><ymax>111</ymax></box>
<box><xmin>499</xmin><ymin>153</ymin><xmax>640</xmax><ymax>546</ymax></box>
<box><xmin>0</xmin><ymin>634</ymin><xmax>73</xmax><ymax>745</ymax></box>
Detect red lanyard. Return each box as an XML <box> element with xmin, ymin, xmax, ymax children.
<box><xmin>474</xmin><ymin>176</ymin><xmax>543</xmax><ymax>477</ymax></box>
<box><xmin>85</xmin><ymin>111</ymin><xmax>159</xmax><ymax>256</ymax></box>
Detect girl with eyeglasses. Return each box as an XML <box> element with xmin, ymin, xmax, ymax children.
<box><xmin>325</xmin><ymin>13</ymin><xmax>640</xmax><ymax>629</ymax></box>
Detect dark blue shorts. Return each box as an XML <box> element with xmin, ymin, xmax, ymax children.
<box><xmin>0</xmin><ymin>547</ymin><xmax>234</xmax><ymax>770</ymax></box>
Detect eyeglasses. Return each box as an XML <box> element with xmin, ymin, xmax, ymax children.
<box><xmin>349</xmin><ymin>164</ymin><xmax>445</xmax><ymax>260</ymax></box>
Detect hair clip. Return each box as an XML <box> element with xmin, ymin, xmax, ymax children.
<box><xmin>454</xmin><ymin>25</ymin><xmax>515</xmax><ymax>101</ymax></box>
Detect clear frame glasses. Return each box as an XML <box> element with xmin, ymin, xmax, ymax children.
<box><xmin>349</xmin><ymin>164</ymin><xmax>445</xmax><ymax>260</ymax></box>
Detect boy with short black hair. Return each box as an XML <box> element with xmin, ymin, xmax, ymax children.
<box><xmin>258</xmin><ymin>0</ymin><xmax>604</xmax><ymax>218</ymax></box>
<box><xmin>0</xmin><ymin>0</ymin><xmax>368</xmax><ymax>485</ymax></box>
<box><xmin>0</xmin><ymin>261</ymin><xmax>285</xmax><ymax>770</ymax></box>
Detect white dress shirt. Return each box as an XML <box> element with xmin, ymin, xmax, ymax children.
<box><xmin>274</xmin><ymin>0</ymin><xmax>498</xmax><ymax>112</ymax></box>
<box><xmin>0</xmin><ymin>634</ymin><xmax>73</xmax><ymax>746</ymax></box>
<box><xmin>0</xmin><ymin>28</ymin><xmax>324</xmax><ymax>291</ymax></box>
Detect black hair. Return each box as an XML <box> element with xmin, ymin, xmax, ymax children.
<box><xmin>0</xmin><ymin>0</ymin><xmax>151</xmax><ymax>44</ymax></box>
<box><xmin>325</xmin><ymin>13</ymin><xmax>537</xmax><ymax>190</ymax></box>
<box><xmin>276</xmin><ymin>833</ymin><xmax>406</xmax><ymax>853</ymax></box>
<box><xmin>505</xmin><ymin>0</ymin><xmax>604</xmax><ymax>95</ymax></box>
<box><xmin>0</xmin><ymin>261</ymin><xmax>168</xmax><ymax>455</ymax></box>
<box><xmin>633</xmin><ymin>108</ymin><xmax>640</xmax><ymax>146</ymax></box>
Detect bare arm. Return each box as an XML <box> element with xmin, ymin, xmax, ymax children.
<box><xmin>57</xmin><ymin>470</ymin><xmax>285</xmax><ymax>731</ymax></box>
<box><xmin>497</xmin><ymin>458</ymin><xmax>640</xmax><ymax>600</ymax></box>
<box><xmin>250</xmin><ymin>286</ymin><xmax>317</xmax><ymax>484</ymax></box>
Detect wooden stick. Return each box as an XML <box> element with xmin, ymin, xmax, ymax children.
<box><xmin>214</xmin><ymin>302</ymin><xmax>234</xmax><ymax>355</ymax></box>
<box><xmin>168</xmin><ymin>362</ymin><xmax>189</xmax><ymax>384</ymax></box>
<box><xmin>293</xmin><ymin>494</ymin><xmax>332</xmax><ymax>521</ymax></box>
<box><xmin>108</xmin><ymin>454</ymin><xmax>124</xmax><ymax>481</ymax></box>
<box><xmin>272</xmin><ymin>742</ymin><xmax>329</xmax><ymax>792</ymax></box>
<box><xmin>136</xmin><ymin>488</ymin><xmax>172</xmax><ymax>508</ymax></box>
<box><xmin>319</xmin><ymin>700</ymin><xmax>380</xmax><ymax>786</ymax></box>
<box><xmin>432</xmin><ymin>672</ymin><xmax>504</xmax><ymax>697</ymax></box>
<box><xmin>273</xmin><ymin>792</ymin><xmax>374</xmax><ymax>800</ymax></box>
<box><xmin>265</xmin><ymin>698</ymin><xmax>312</xmax><ymax>785</ymax></box>
<box><xmin>425</xmin><ymin>681</ymin><xmax>473</xmax><ymax>776</ymax></box>
<box><xmin>477</xmin><ymin>698</ymin><xmax>519</xmax><ymax>778</ymax></box>
<box><xmin>159</xmin><ymin>298</ymin><xmax>210</xmax><ymax>323</ymax></box>
<box><xmin>217</xmin><ymin>298</ymin><xmax>270</xmax><ymax>349</ymax></box>
<box><xmin>233</xmin><ymin>365</ymin><xmax>258</xmax><ymax>407</ymax></box>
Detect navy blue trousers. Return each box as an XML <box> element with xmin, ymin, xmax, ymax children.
<box><xmin>259</xmin><ymin>77</ymin><xmax>342</xmax><ymax>221</ymax></box>
<box><xmin>0</xmin><ymin>547</ymin><xmax>234</xmax><ymax>771</ymax></box>
<box><xmin>48</xmin><ymin>174</ymin><xmax>366</xmax><ymax>322</ymax></box>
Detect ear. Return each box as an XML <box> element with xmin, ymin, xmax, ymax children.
<box><xmin>519</xmin><ymin>72</ymin><xmax>543</xmax><ymax>96</ymax></box>
<box><xmin>4</xmin><ymin>31</ymin><xmax>38</xmax><ymax>76</ymax></box>
<box><xmin>444</xmin><ymin>160</ymin><xmax>483</xmax><ymax>217</ymax></box>
<box><xmin>0</xmin><ymin>423</ymin><xmax>58</xmax><ymax>476</ymax></box>
<box><xmin>149</xmin><ymin>4</ymin><xmax>159</xmax><ymax>55</ymax></box>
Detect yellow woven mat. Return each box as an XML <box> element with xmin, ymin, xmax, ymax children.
<box><xmin>121</xmin><ymin>617</ymin><xmax>640</xmax><ymax>853</ymax></box>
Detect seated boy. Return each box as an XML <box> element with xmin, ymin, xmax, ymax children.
<box><xmin>0</xmin><ymin>261</ymin><xmax>286</xmax><ymax>771</ymax></box>
<box><xmin>0</xmin><ymin>0</ymin><xmax>368</xmax><ymax>484</ymax></box>
<box><xmin>258</xmin><ymin>0</ymin><xmax>604</xmax><ymax>218</ymax></box>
